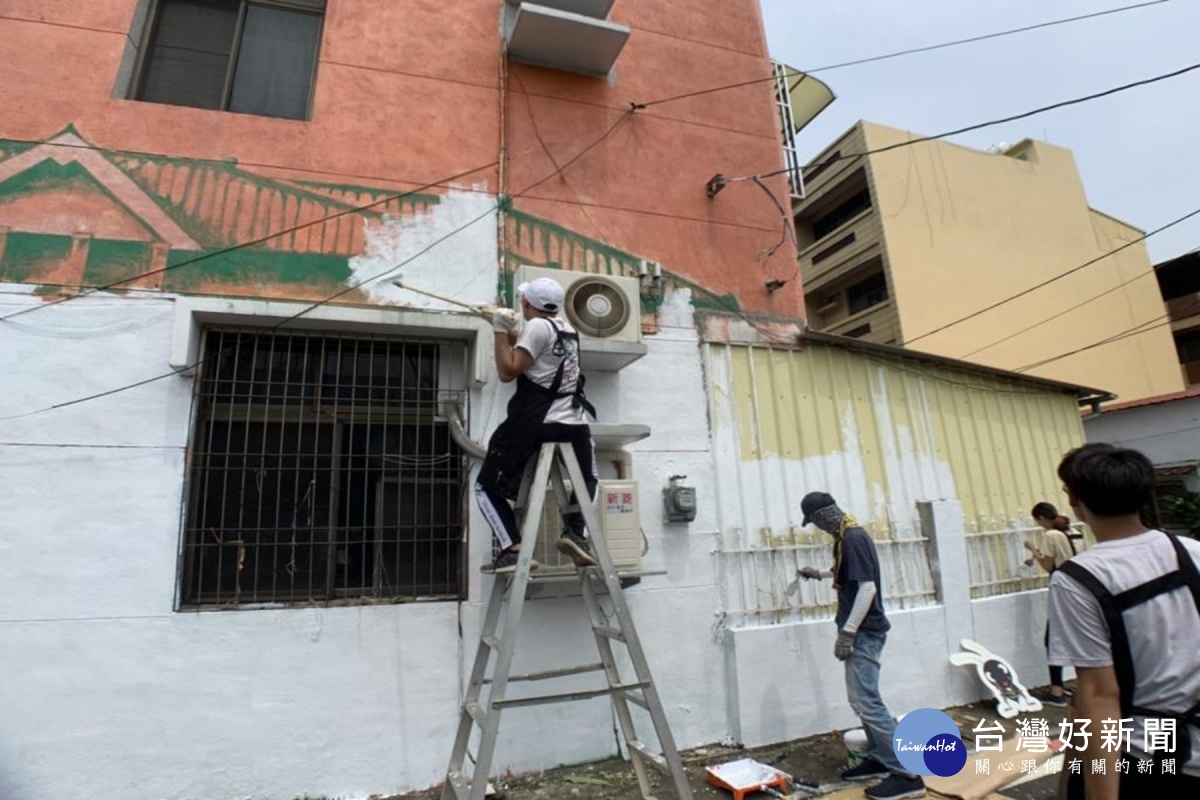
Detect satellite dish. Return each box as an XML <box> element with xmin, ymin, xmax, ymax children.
<box><xmin>565</xmin><ymin>276</ymin><xmax>632</xmax><ymax>338</ymax></box>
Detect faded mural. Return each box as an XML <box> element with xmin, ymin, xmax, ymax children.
<box><xmin>0</xmin><ymin>127</ymin><xmax>740</xmax><ymax>315</ymax></box>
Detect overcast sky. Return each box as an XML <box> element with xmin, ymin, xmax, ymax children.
<box><xmin>760</xmin><ymin>0</ymin><xmax>1199</xmax><ymax>263</ymax></box>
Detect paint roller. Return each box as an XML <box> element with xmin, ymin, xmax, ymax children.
<box><xmin>390</xmin><ymin>279</ymin><xmax>518</xmax><ymax>326</ymax></box>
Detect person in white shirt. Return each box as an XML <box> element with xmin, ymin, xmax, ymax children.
<box><xmin>474</xmin><ymin>277</ymin><xmax>599</xmax><ymax>574</ymax></box>
<box><xmin>1048</xmin><ymin>443</ymin><xmax>1200</xmax><ymax>799</ymax></box>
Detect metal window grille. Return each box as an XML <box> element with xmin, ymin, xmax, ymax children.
<box><xmin>966</xmin><ymin>524</ymin><xmax>1094</xmax><ymax>599</ymax></box>
<box><xmin>715</xmin><ymin>527</ymin><xmax>937</xmax><ymax>628</ymax></box>
<box><xmin>772</xmin><ymin>61</ymin><xmax>806</xmax><ymax>202</ymax></box>
<box><xmin>180</xmin><ymin>328</ymin><xmax>468</xmax><ymax>609</ymax></box>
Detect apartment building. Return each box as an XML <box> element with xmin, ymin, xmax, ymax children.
<box><xmin>1155</xmin><ymin>250</ymin><xmax>1200</xmax><ymax>386</ymax></box>
<box><xmin>794</xmin><ymin>120</ymin><xmax>1183</xmax><ymax>403</ymax></box>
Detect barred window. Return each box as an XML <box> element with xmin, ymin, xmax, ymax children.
<box><xmin>181</xmin><ymin>329</ymin><xmax>468</xmax><ymax>609</ymax></box>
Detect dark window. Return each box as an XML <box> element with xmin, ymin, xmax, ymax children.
<box><xmin>811</xmin><ymin>233</ymin><xmax>856</xmax><ymax>265</ymax></box>
<box><xmin>136</xmin><ymin>0</ymin><xmax>324</xmax><ymax>120</ymax></box>
<box><xmin>813</xmin><ymin>188</ymin><xmax>871</xmax><ymax>241</ymax></box>
<box><xmin>1177</xmin><ymin>329</ymin><xmax>1200</xmax><ymax>363</ymax></box>
<box><xmin>181</xmin><ymin>329</ymin><xmax>468</xmax><ymax>608</ymax></box>
<box><xmin>843</xmin><ymin>324</ymin><xmax>871</xmax><ymax>338</ymax></box>
<box><xmin>847</xmin><ymin>271</ymin><xmax>889</xmax><ymax>314</ymax></box>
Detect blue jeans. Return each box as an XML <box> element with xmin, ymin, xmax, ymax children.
<box><xmin>844</xmin><ymin>629</ymin><xmax>913</xmax><ymax>778</ymax></box>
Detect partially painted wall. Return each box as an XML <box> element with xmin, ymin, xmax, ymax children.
<box><xmin>704</xmin><ymin>339</ymin><xmax>1085</xmax><ymax>627</ymax></box>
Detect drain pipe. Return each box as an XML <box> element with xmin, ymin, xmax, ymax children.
<box><xmin>447</xmin><ymin>404</ymin><xmax>487</xmax><ymax>460</ymax></box>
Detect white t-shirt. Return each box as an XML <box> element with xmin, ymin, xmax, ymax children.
<box><xmin>1048</xmin><ymin>530</ymin><xmax>1200</xmax><ymax>775</ymax></box>
<box><xmin>514</xmin><ymin>316</ymin><xmax>585</xmax><ymax>425</ymax></box>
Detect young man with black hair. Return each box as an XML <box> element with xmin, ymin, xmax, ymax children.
<box><xmin>1048</xmin><ymin>443</ymin><xmax>1200</xmax><ymax>799</ymax></box>
<box><xmin>474</xmin><ymin>277</ymin><xmax>599</xmax><ymax>574</ymax></box>
<box><xmin>797</xmin><ymin>491</ymin><xmax>926</xmax><ymax>800</ymax></box>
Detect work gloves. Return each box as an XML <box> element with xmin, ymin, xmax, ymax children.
<box><xmin>491</xmin><ymin>308</ymin><xmax>520</xmax><ymax>332</ymax></box>
<box><xmin>834</xmin><ymin>629</ymin><xmax>856</xmax><ymax>661</ymax></box>
<box><xmin>797</xmin><ymin>566</ymin><xmax>823</xmax><ymax>581</ymax></box>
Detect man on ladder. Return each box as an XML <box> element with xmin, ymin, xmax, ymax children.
<box><xmin>447</xmin><ymin>277</ymin><xmax>694</xmax><ymax>800</ymax></box>
<box><xmin>475</xmin><ymin>276</ymin><xmax>599</xmax><ymax>573</ymax></box>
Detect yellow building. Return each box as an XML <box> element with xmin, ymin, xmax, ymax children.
<box><xmin>793</xmin><ymin>120</ymin><xmax>1183</xmax><ymax>403</ymax></box>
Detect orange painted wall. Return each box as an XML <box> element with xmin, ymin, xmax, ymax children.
<box><xmin>0</xmin><ymin>0</ymin><xmax>801</xmax><ymax>315</ymax></box>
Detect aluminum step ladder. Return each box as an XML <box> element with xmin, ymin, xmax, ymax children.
<box><xmin>442</xmin><ymin>441</ymin><xmax>694</xmax><ymax>800</ymax></box>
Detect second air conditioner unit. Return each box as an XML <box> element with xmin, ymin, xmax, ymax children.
<box><xmin>530</xmin><ymin>478</ymin><xmax>643</xmax><ymax>574</ymax></box>
<box><xmin>513</xmin><ymin>265</ymin><xmax>647</xmax><ymax>371</ymax></box>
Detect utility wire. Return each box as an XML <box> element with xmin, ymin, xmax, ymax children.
<box><xmin>743</xmin><ymin>61</ymin><xmax>1200</xmax><ymax>183</ymax></box>
<box><xmin>0</xmin><ymin>161</ymin><xmax>499</xmax><ymax>322</ymax></box>
<box><xmin>0</xmin><ymin>132</ymin><xmax>502</xmax><ymax>199</ymax></box>
<box><xmin>1014</xmin><ymin>312</ymin><xmax>1173</xmax><ymax>373</ymax></box>
<box><xmin>906</xmin><ymin>206</ymin><xmax>1200</xmax><ymax>348</ymax></box>
<box><xmin>0</xmin><ymin>109</ymin><xmax>637</xmax><ymax>424</ymax></box>
<box><xmin>637</xmin><ymin>1</ymin><xmax>1172</xmax><ymax>108</ymax></box>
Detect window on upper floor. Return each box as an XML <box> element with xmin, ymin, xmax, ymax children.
<box><xmin>179</xmin><ymin>329</ymin><xmax>469</xmax><ymax>609</ymax></box>
<box><xmin>846</xmin><ymin>271</ymin><xmax>889</xmax><ymax>315</ymax></box>
<box><xmin>813</xmin><ymin>188</ymin><xmax>871</xmax><ymax>241</ymax></box>
<box><xmin>133</xmin><ymin>0</ymin><xmax>324</xmax><ymax>121</ymax></box>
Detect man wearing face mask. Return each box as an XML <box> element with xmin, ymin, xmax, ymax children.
<box><xmin>797</xmin><ymin>492</ymin><xmax>925</xmax><ymax>800</ymax></box>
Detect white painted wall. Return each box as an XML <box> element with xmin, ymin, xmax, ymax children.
<box><xmin>1085</xmin><ymin>396</ymin><xmax>1200</xmax><ymax>478</ymax></box>
<box><xmin>0</xmin><ymin>282</ymin><xmax>1064</xmax><ymax>799</ymax></box>
<box><xmin>725</xmin><ymin>502</ymin><xmax>1059</xmax><ymax>747</ymax></box>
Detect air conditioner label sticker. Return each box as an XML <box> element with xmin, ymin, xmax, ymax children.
<box><xmin>605</xmin><ymin>491</ymin><xmax>634</xmax><ymax>514</ymax></box>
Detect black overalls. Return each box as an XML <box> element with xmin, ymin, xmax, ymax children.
<box><xmin>475</xmin><ymin>319</ymin><xmax>597</xmax><ymax>550</ymax></box>
<box><xmin>1058</xmin><ymin>533</ymin><xmax>1200</xmax><ymax>797</ymax></box>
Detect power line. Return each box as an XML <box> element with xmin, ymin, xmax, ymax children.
<box><xmin>744</xmin><ymin>61</ymin><xmax>1200</xmax><ymax>183</ymax></box>
<box><xmin>637</xmin><ymin>1</ymin><xmax>1172</xmax><ymax>108</ymax></box>
<box><xmin>1014</xmin><ymin>312</ymin><xmax>1172</xmax><ymax>373</ymax></box>
<box><xmin>802</xmin><ymin>1</ymin><xmax>1171</xmax><ymax>74</ymax></box>
<box><xmin>0</xmin><ymin>132</ymin><xmax>502</xmax><ymax>198</ymax></box>
<box><xmin>0</xmin><ymin>161</ymin><xmax>500</xmax><ymax>323</ymax></box>
<box><xmin>906</xmin><ymin>206</ymin><xmax>1200</xmax><ymax>349</ymax></box>
<box><xmin>0</xmin><ymin>109</ymin><xmax>637</xmax><ymax>424</ymax></box>
<box><xmin>0</xmin><ymin>205</ymin><xmax>500</xmax><ymax>424</ymax></box>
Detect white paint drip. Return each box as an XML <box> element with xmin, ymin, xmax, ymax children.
<box><xmin>348</xmin><ymin>188</ymin><xmax>499</xmax><ymax>310</ymax></box>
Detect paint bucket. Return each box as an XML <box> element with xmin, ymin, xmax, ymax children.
<box><xmin>844</xmin><ymin>728</ymin><xmax>868</xmax><ymax>768</ymax></box>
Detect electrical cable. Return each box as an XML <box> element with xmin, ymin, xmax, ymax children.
<box><xmin>1013</xmin><ymin>312</ymin><xmax>1173</xmax><ymax>373</ymax></box>
<box><xmin>0</xmin><ymin>107</ymin><xmax>638</xmax><ymax>424</ymax></box>
<box><xmin>0</xmin><ymin>205</ymin><xmax>500</xmax><ymax>424</ymax></box>
<box><xmin>513</xmin><ymin>71</ymin><xmax>622</xmax><ymax>249</ymax></box>
<box><xmin>636</xmin><ymin>1</ymin><xmax>1172</xmax><ymax>108</ymax></box>
<box><xmin>737</xmin><ymin>61</ymin><xmax>1200</xmax><ymax>184</ymax></box>
<box><xmin>905</xmin><ymin>206</ymin><xmax>1200</xmax><ymax>348</ymax></box>
<box><xmin>0</xmin><ymin>160</ymin><xmax>499</xmax><ymax>322</ymax></box>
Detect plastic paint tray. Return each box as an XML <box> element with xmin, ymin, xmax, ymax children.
<box><xmin>705</xmin><ymin>758</ymin><xmax>790</xmax><ymax>800</ymax></box>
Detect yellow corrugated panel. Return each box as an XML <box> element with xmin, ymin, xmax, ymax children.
<box><xmin>713</xmin><ymin>342</ymin><xmax>1085</xmax><ymax>536</ymax></box>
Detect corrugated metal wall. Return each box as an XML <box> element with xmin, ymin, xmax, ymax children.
<box><xmin>704</xmin><ymin>341</ymin><xmax>1086</xmax><ymax>625</ymax></box>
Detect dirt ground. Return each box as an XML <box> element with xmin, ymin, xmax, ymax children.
<box><xmin>383</xmin><ymin>697</ymin><xmax>1069</xmax><ymax>800</ymax></box>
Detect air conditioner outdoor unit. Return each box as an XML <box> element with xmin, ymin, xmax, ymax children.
<box><xmin>513</xmin><ymin>265</ymin><xmax>646</xmax><ymax>371</ymax></box>
<box><xmin>530</xmin><ymin>478</ymin><xmax>643</xmax><ymax>574</ymax></box>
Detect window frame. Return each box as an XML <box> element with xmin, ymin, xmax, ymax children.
<box><xmin>178</xmin><ymin>326</ymin><xmax>471</xmax><ymax>610</ymax></box>
<box><xmin>846</xmin><ymin>271</ymin><xmax>890</xmax><ymax>315</ymax></box>
<box><xmin>130</xmin><ymin>0</ymin><xmax>326</xmax><ymax>121</ymax></box>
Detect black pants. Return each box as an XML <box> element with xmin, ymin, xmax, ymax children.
<box><xmin>475</xmin><ymin>423</ymin><xmax>597</xmax><ymax>551</ymax></box>
<box><xmin>1045</xmin><ymin>623</ymin><xmax>1064</xmax><ymax>687</ymax></box>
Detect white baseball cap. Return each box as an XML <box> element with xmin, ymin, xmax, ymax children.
<box><xmin>517</xmin><ymin>277</ymin><xmax>565</xmax><ymax>313</ymax></box>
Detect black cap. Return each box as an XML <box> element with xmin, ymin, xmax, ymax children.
<box><xmin>801</xmin><ymin>491</ymin><xmax>836</xmax><ymax>526</ymax></box>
